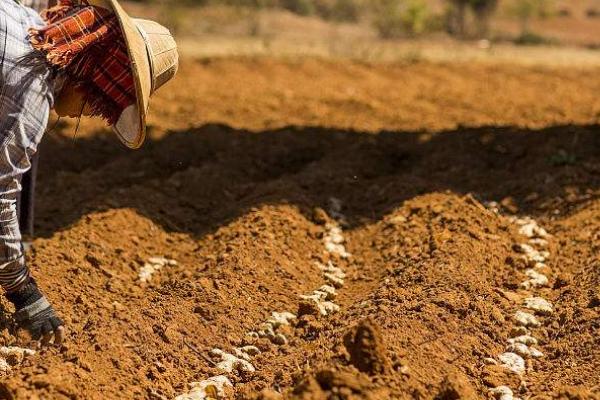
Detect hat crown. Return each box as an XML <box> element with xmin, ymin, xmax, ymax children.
<box><xmin>134</xmin><ymin>19</ymin><xmax>178</xmax><ymax>95</ymax></box>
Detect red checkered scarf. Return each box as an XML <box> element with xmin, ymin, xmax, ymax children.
<box><xmin>29</xmin><ymin>0</ymin><xmax>135</xmax><ymax>124</ymax></box>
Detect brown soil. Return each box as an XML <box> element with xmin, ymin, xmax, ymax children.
<box><xmin>0</xmin><ymin>58</ymin><xmax>599</xmax><ymax>399</ymax></box>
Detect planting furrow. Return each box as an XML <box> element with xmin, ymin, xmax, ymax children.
<box><xmin>175</xmin><ymin>199</ymin><xmax>351</xmax><ymax>399</ymax></box>
<box><xmin>488</xmin><ymin>216</ymin><xmax>555</xmax><ymax>400</ymax></box>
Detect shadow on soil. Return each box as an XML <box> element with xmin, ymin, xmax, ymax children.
<box><xmin>35</xmin><ymin>123</ymin><xmax>600</xmax><ymax>238</ymax></box>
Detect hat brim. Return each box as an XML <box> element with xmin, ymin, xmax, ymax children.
<box><xmin>89</xmin><ymin>0</ymin><xmax>151</xmax><ymax>149</ymax></box>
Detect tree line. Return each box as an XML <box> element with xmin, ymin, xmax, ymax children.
<box><xmin>145</xmin><ymin>0</ymin><xmax>558</xmax><ymax>39</ymax></box>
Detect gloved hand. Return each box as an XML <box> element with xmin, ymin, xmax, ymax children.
<box><xmin>6</xmin><ymin>278</ymin><xmax>65</xmax><ymax>346</ymax></box>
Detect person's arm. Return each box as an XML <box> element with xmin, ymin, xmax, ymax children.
<box><xmin>0</xmin><ymin>1</ymin><xmax>64</xmax><ymax>345</ymax></box>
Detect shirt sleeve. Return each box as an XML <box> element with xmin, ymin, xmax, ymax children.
<box><xmin>1</xmin><ymin>0</ymin><xmax>54</xmax><ymax>166</ymax></box>
<box><xmin>19</xmin><ymin>0</ymin><xmax>50</xmax><ymax>14</ymax></box>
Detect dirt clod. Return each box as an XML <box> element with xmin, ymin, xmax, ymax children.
<box><xmin>290</xmin><ymin>370</ymin><xmax>389</xmax><ymax>400</ymax></box>
<box><xmin>344</xmin><ymin>319</ymin><xmax>390</xmax><ymax>375</ymax></box>
<box><xmin>482</xmin><ymin>365</ymin><xmax>523</xmax><ymax>389</ymax></box>
<box><xmin>434</xmin><ymin>372</ymin><xmax>478</xmax><ymax>400</ymax></box>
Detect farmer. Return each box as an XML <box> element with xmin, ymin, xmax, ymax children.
<box><xmin>0</xmin><ymin>0</ymin><xmax>178</xmax><ymax>345</ymax></box>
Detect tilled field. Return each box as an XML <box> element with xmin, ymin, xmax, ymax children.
<box><xmin>0</xmin><ymin>58</ymin><xmax>599</xmax><ymax>399</ymax></box>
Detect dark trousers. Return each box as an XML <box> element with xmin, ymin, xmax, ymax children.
<box><xmin>16</xmin><ymin>152</ymin><xmax>38</xmax><ymax>239</ymax></box>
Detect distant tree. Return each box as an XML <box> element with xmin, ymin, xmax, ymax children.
<box><xmin>446</xmin><ymin>0</ymin><xmax>498</xmax><ymax>38</ymax></box>
<box><xmin>281</xmin><ymin>0</ymin><xmax>316</xmax><ymax>15</ymax></box>
<box><xmin>512</xmin><ymin>0</ymin><xmax>555</xmax><ymax>35</ymax></box>
<box><xmin>401</xmin><ymin>0</ymin><xmax>430</xmax><ymax>35</ymax></box>
<box><xmin>373</xmin><ymin>0</ymin><xmax>431</xmax><ymax>38</ymax></box>
<box><xmin>373</xmin><ymin>0</ymin><xmax>404</xmax><ymax>38</ymax></box>
<box><xmin>470</xmin><ymin>0</ymin><xmax>498</xmax><ymax>37</ymax></box>
<box><xmin>330</xmin><ymin>0</ymin><xmax>362</xmax><ymax>22</ymax></box>
<box><xmin>447</xmin><ymin>0</ymin><xmax>468</xmax><ymax>37</ymax></box>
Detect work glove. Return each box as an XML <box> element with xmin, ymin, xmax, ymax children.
<box><xmin>6</xmin><ymin>278</ymin><xmax>65</xmax><ymax>346</ymax></box>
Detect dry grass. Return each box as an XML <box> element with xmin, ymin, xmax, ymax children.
<box><xmin>176</xmin><ymin>36</ymin><xmax>600</xmax><ymax>67</ymax></box>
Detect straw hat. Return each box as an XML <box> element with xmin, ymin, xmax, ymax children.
<box><xmin>87</xmin><ymin>0</ymin><xmax>179</xmax><ymax>148</ymax></box>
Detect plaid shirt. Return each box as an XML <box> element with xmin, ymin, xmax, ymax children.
<box><xmin>0</xmin><ymin>0</ymin><xmax>55</xmax><ymax>290</ymax></box>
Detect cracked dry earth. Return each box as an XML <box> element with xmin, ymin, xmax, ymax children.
<box><xmin>0</xmin><ymin>58</ymin><xmax>599</xmax><ymax>399</ymax></box>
